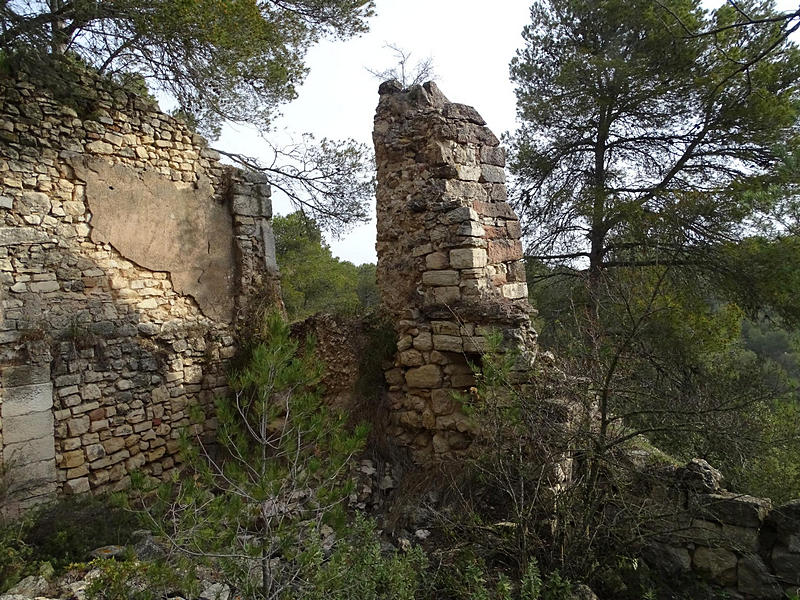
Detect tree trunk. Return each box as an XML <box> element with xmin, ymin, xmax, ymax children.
<box><xmin>48</xmin><ymin>0</ymin><xmax>67</xmax><ymax>54</ymax></box>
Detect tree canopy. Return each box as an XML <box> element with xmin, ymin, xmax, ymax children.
<box><xmin>273</xmin><ymin>211</ymin><xmax>378</xmax><ymax>320</ymax></box>
<box><xmin>1</xmin><ymin>0</ymin><xmax>374</xmax><ymax>134</ymax></box>
<box><xmin>509</xmin><ymin>0</ymin><xmax>800</xmax><ymax>286</ymax></box>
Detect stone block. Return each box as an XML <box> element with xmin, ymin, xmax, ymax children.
<box><xmin>472</xmin><ymin>201</ymin><xmax>516</xmax><ymax>220</ymax></box>
<box><xmin>692</xmin><ymin>546</ymin><xmax>737</xmax><ymax>585</ymax></box>
<box><xmin>398</xmin><ymin>349</ymin><xmax>424</xmax><ymax>367</ymax></box>
<box><xmin>413</xmin><ymin>332</ymin><xmax>433</xmax><ymax>351</ymax></box>
<box><xmin>488</xmin><ymin>239</ymin><xmax>523</xmax><ymax>263</ymax></box>
<box><xmin>480</xmin><ymin>146</ymin><xmax>505</xmax><ymax>166</ymax></box>
<box><xmin>693</xmin><ymin>492</ymin><xmax>772</xmax><ymax>528</ymax></box>
<box><xmin>126</xmin><ymin>452</ymin><xmax>146</xmax><ymax>471</ymax></box>
<box><xmin>450</xmin><ymin>248</ymin><xmax>487</xmax><ymax>269</ymax></box>
<box><xmin>641</xmin><ymin>542</ymin><xmax>691</xmax><ymax>575</ymax></box>
<box><xmin>86</xmin><ymin>140</ymin><xmax>113</xmax><ymax>154</ymax></box>
<box><xmin>2</xmin><ymin>382</ymin><xmax>53</xmax><ymax>417</ymax></box>
<box><xmin>443</xmin><ymin>180</ymin><xmax>487</xmax><ymax>201</ymax></box>
<box><xmin>738</xmin><ymin>555</ymin><xmax>783</xmax><ymax>599</ymax></box>
<box><xmin>60</xmin><ymin>449</ymin><xmax>85</xmax><ymax>469</ymax></box>
<box><xmin>463</xmin><ymin>336</ymin><xmax>488</xmax><ymax>353</ymax></box>
<box><xmin>85</xmin><ymin>443</ymin><xmax>106</xmax><ymax>462</ymax></box>
<box><xmin>432</xmin><ymin>286</ymin><xmax>461</xmax><ymax>304</ymax></box>
<box><xmin>405</xmin><ymin>365</ymin><xmax>442</xmax><ymax>389</ymax></box>
<box><xmin>458</xmin><ymin>222</ymin><xmax>485</xmax><ymax>237</ymax></box>
<box><xmin>3</xmin><ymin>410</ymin><xmax>54</xmax><ymax>444</ymax></box>
<box><xmin>444</xmin><ymin>206</ymin><xmax>479</xmax><ymax>224</ymax></box>
<box><xmin>425</xmin><ymin>252</ymin><xmax>449</xmax><ymax>270</ymax></box>
<box><xmin>67</xmin><ymin>415</ymin><xmax>90</xmax><ymax>436</ymax></box>
<box><xmin>422</xmin><ymin>270</ymin><xmax>459</xmax><ymax>286</ymax></box>
<box><xmin>5</xmin><ymin>458</ymin><xmax>56</xmax><ymax>493</ymax></box>
<box><xmin>432</xmin><ymin>433</ymin><xmax>449</xmax><ymax>454</ymax></box>
<box><xmin>231</xmin><ymin>194</ymin><xmax>271</xmax><ymax>218</ymax></box>
<box><xmin>63</xmin><ymin>477</ymin><xmax>90</xmax><ymax>494</ymax></box>
<box><xmin>4</xmin><ymin>436</ymin><xmax>55</xmax><ymax>465</ymax></box>
<box><xmin>2</xmin><ymin>365</ymin><xmax>51</xmax><ymax>387</ymax></box>
<box><xmin>767</xmin><ymin>499</ymin><xmax>800</xmax><ymax>536</ymax></box>
<box><xmin>432</xmin><ymin>321</ymin><xmax>460</xmax><ymax>336</ymax></box>
<box><xmin>433</xmin><ymin>335</ymin><xmax>462</xmax><ymax>353</ymax></box>
<box><xmin>0</xmin><ymin>227</ymin><xmax>50</xmax><ymax>246</ymax></box>
<box><xmin>480</xmin><ymin>164</ymin><xmax>506</xmax><ymax>183</ymax></box>
<box><xmin>502</xmin><ymin>283</ymin><xmax>528</xmax><ymax>300</ymax></box>
<box><xmin>454</xmin><ymin>165</ymin><xmax>481</xmax><ymax>181</ymax></box>
<box><xmin>29</xmin><ymin>279</ymin><xmax>60</xmax><ymax>293</ymax></box>
<box><xmin>772</xmin><ymin>545</ymin><xmax>800</xmax><ymax>584</ymax></box>
<box><xmin>385</xmin><ymin>368</ymin><xmax>404</xmax><ymax>386</ymax></box>
<box><xmin>184</xmin><ymin>365</ymin><xmax>203</xmax><ymax>384</ymax></box>
<box><xmin>431</xmin><ymin>389</ymin><xmax>455</xmax><ymax>415</ymax></box>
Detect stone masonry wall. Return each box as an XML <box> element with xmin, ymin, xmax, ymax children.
<box><xmin>0</xmin><ymin>66</ymin><xmax>280</xmax><ymax>511</ymax></box>
<box><xmin>643</xmin><ymin>459</ymin><xmax>800</xmax><ymax>599</ymax></box>
<box><xmin>373</xmin><ymin>81</ymin><xmax>538</xmax><ymax>459</ymax></box>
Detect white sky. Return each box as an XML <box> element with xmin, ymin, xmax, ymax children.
<box><xmin>214</xmin><ymin>0</ymin><xmax>798</xmax><ymax>266</ymax></box>
<box><xmin>216</xmin><ymin>0</ymin><xmax>532</xmax><ymax>266</ymax></box>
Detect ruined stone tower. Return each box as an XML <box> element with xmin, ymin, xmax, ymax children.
<box><xmin>373</xmin><ymin>80</ymin><xmax>538</xmax><ymax>458</ymax></box>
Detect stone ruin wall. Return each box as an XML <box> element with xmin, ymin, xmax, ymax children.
<box><xmin>372</xmin><ymin>81</ymin><xmax>800</xmax><ymax>596</ymax></box>
<box><xmin>373</xmin><ymin>81</ymin><xmax>538</xmax><ymax>458</ymax></box>
<box><xmin>0</xmin><ymin>67</ymin><xmax>280</xmax><ymax>510</ymax></box>
<box><xmin>643</xmin><ymin>460</ymin><xmax>800</xmax><ymax>598</ymax></box>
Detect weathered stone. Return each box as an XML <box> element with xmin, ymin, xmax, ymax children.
<box><xmin>61</xmin><ymin>449</ymin><xmax>85</xmax><ymax>468</ymax></box>
<box><xmin>501</xmin><ymin>283</ymin><xmax>528</xmax><ymax>300</ymax></box>
<box><xmin>413</xmin><ymin>332</ymin><xmax>433</xmax><ymax>351</ymax></box>
<box><xmin>405</xmin><ymin>365</ymin><xmax>442</xmax><ymax>388</ymax></box>
<box><xmin>642</xmin><ymin>542</ymin><xmax>691</xmax><ymax>575</ymax></box>
<box><xmin>432</xmin><ymin>286</ymin><xmax>460</xmax><ymax>304</ymax></box>
<box><xmin>0</xmin><ymin>227</ymin><xmax>50</xmax><ymax>246</ymax></box>
<box><xmin>431</xmin><ymin>389</ymin><xmax>455</xmax><ymax>415</ymax></box>
<box><xmin>480</xmin><ymin>164</ymin><xmax>506</xmax><ymax>183</ymax></box>
<box><xmin>374</xmin><ymin>81</ymin><xmax>539</xmax><ymax>458</ymax></box>
<box><xmin>487</xmin><ymin>239</ymin><xmax>523</xmax><ymax>263</ymax></box>
<box><xmin>772</xmin><ymin>545</ymin><xmax>800</xmax><ymax>584</ymax></box>
<box><xmin>1</xmin><ymin>381</ymin><xmax>53</xmax><ymax>417</ymax></box>
<box><xmin>422</xmin><ymin>270</ymin><xmax>459</xmax><ymax>286</ymax></box>
<box><xmin>693</xmin><ymin>492</ymin><xmax>772</xmax><ymax>528</ymax></box>
<box><xmin>480</xmin><ymin>146</ymin><xmax>505</xmax><ymax>166</ymax></box>
<box><xmin>450</xmin><ymin>248</ymin><xmax>487</xmax><ymax>269</ymax></box>
<box><xmin>4</xmin><ymin>436</ymin><xmax>55</xmax><ymax>464</ymax></box>
<box><xmin>738</xmin><ymin>555</ymin><xmax>783</xmax><ymax>599</ymax></box>
<box><xmin>3</xmin><ymin>411</ymin><xmax>53</xmax><ymax>444</ymax></box>
<box><xmin>433</xmin><ymin>335</ymin><xmax>462</xmax><ymax>352</ymax></box>
<box><xmin>63</xmin><ymin>477</ymin><xmax>90</xmax><ymax>494</ymax></box>
<box><xmin>399</xmin><ymin>349</ymin><xmax>424</xmax><ymax>367</ymax></box>
<box><xmin>67</xmin><ymin>415</ymin><xmax>91</xmax><ymax>436</ymax></box>
<box><xmin>425</xmin><ymin>252</ymin><xmax>449</xmax><ymax>270</ymax></box>
<box><xmin>692</xmin><ymin>546</ymin><xmax>737</xmax><ymax>585</ymax></box>
<box><xmin>677</xmin><ymin>458</ymin><xmax>724</xmax><ymax>493</ymax></box>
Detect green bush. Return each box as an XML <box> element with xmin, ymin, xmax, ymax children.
<box><xmin>0</xmin><ymin>494</ymin><xmax>141</xmax><ymax>591</ymax></box>
<box><xmin>84</xmin><ymin>558</ymin><xmax>180</xmax><ymax>600</ymax></box>
<box><xmin>0</xmin><ymin>517</ymin><xmax>32</xmax><ymax>591</ymax></box>
<box><xmin>24</xmin><ymin>494</ymin><xmax>140</xmax><ymax>571</ymax></box>
<box><xmin>302</xmin><ymin>515</ymin><xmax>426</xmax><ymax>600</ymax></box>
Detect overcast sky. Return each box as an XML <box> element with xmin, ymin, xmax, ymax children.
<box><xmin>216</xmin><ymin>0</ymin><xmax>531</xmax><ymax>265</ymax></box>
<box><xmin>215</xmin><ymin>0</ymin><xmax>798</xmax><ymax>266</ymax></box>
